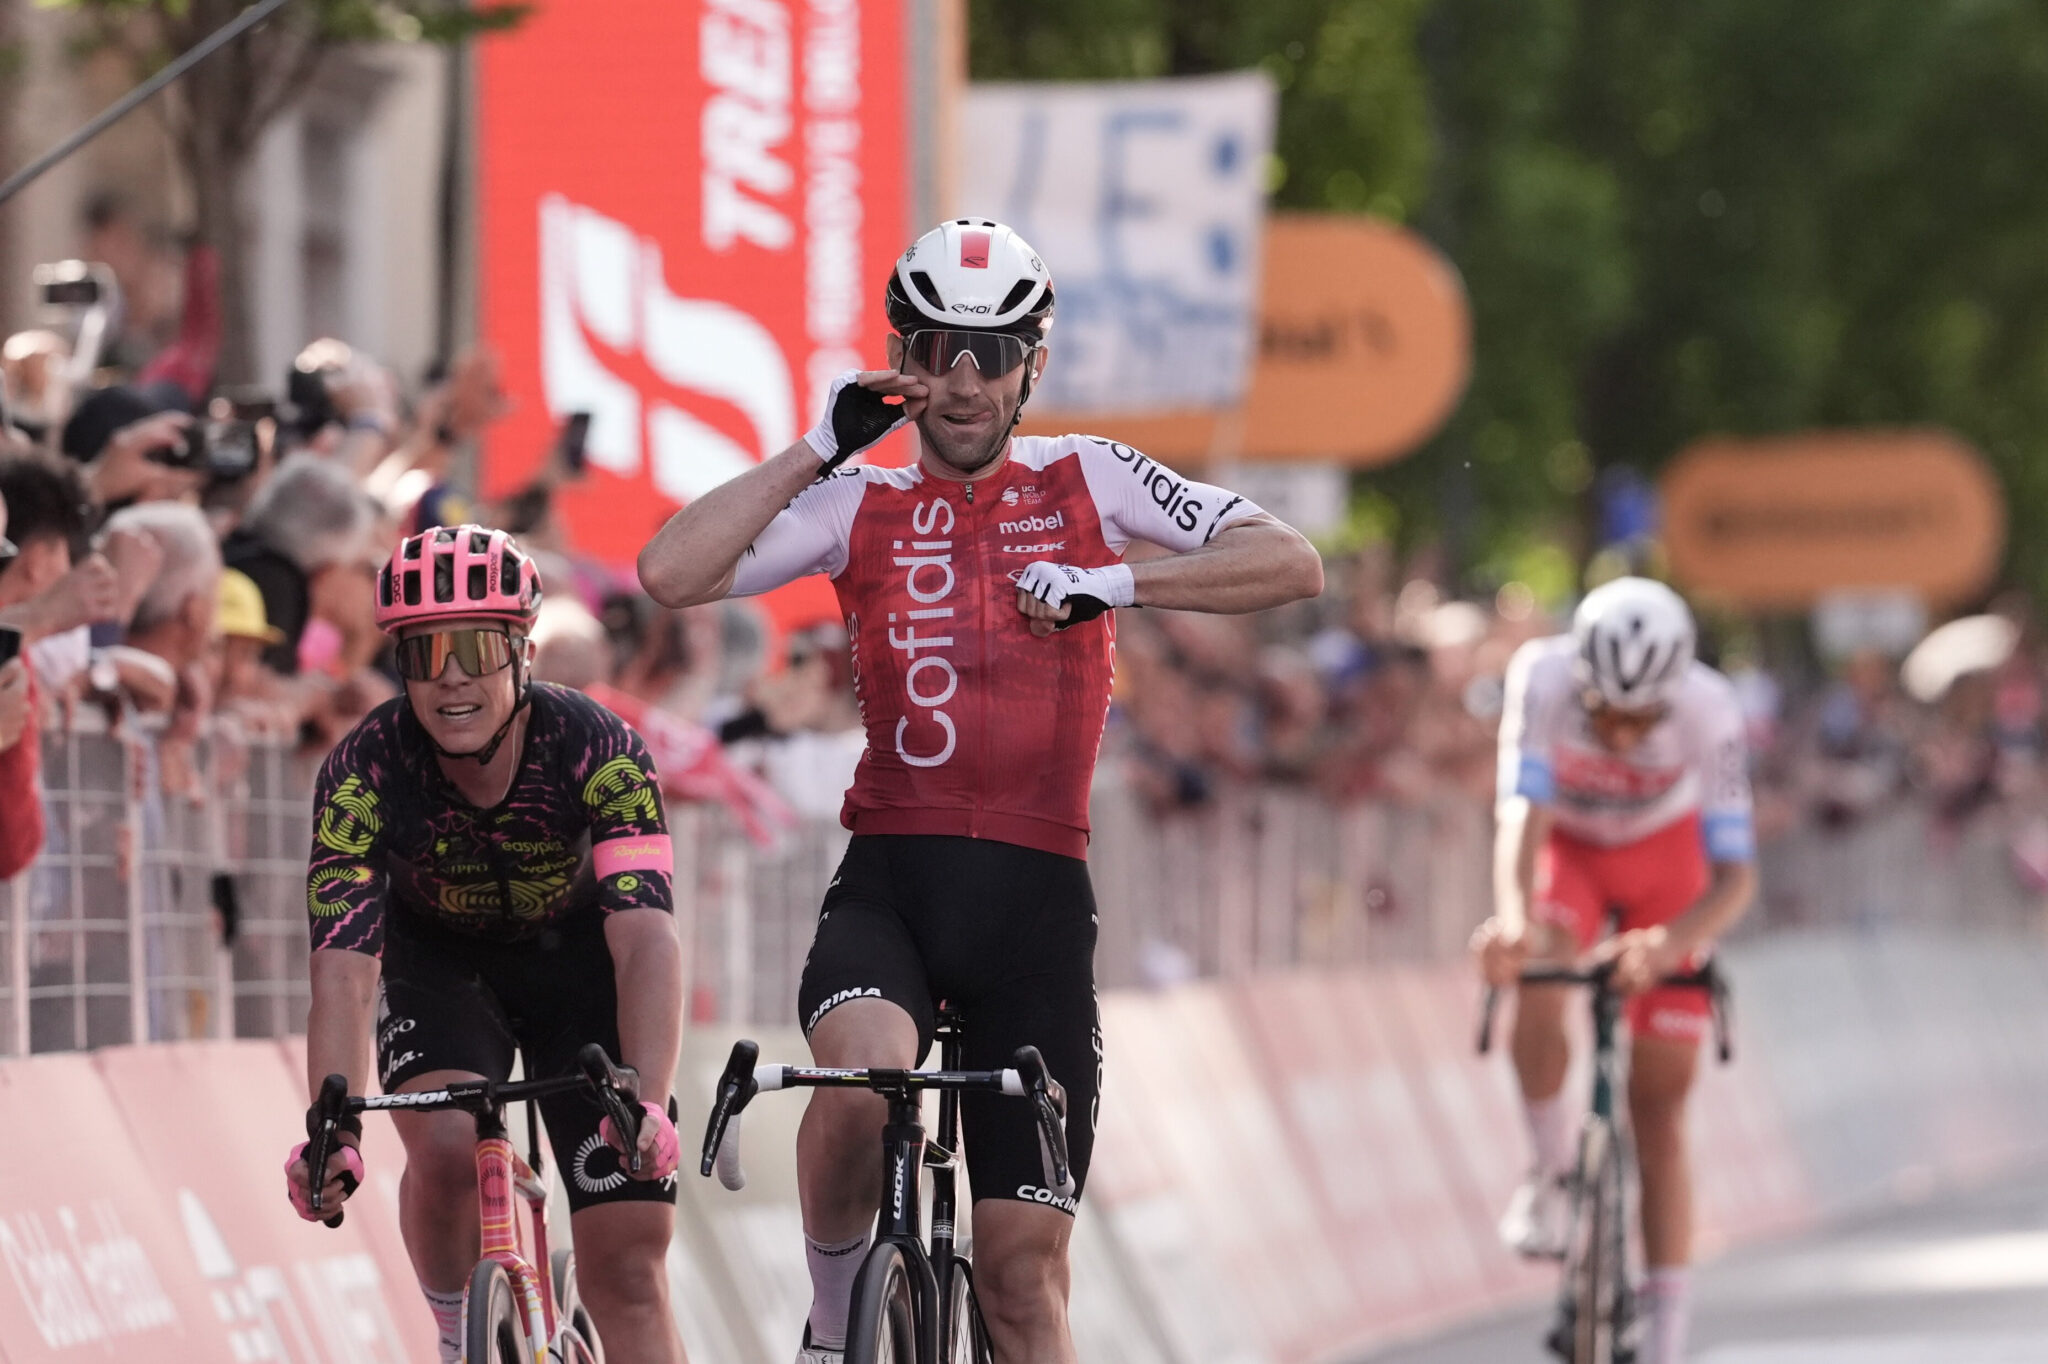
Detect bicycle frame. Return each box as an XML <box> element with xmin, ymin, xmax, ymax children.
<box><xmin>474</xmin><ymin>1100</ymin><xmax>560</xmax><ymax>1358</ymax></box>
<box><xmin>928</xmin><ymin>1012</ymin><xmax>969</xmax><ymax>1349</ymax></box>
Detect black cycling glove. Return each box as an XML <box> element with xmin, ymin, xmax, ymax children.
<box><xmin>805</xmin><ymin>370</ymin><xmax>910</xmax><ymax>474</ymax></box>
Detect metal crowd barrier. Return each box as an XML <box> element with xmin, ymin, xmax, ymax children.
<box><xmin>7</xmin><ymin>715</ymin><xmax>2047</xmax><ymax>1053</ymax></box>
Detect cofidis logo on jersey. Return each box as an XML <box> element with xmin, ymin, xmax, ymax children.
<box><xmin>1089</xmin><ymin>438</ymin><xmax>1207</xmax><ymax>534</ymax></box>
<box><xmin>890</xmin><ymin>497</ymin><xmax>960</xmax><ymax>768</ymax></box>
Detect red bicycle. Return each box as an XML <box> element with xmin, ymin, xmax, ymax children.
<box><xmin>306</xmin><ymin>1043</ymin><xmax>646</xmax><ymax>1364</ymax></box>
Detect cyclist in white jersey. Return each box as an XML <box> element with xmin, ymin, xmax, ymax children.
<box><xmin>1473</xmin><ymin>577</ymin><xmax>1758</xmax><ymax>1364</ymax></box>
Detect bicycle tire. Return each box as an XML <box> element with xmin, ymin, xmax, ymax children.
<box><xmin>1565</xmin><ymin>1118</ymin><xmax>1627</xmax><ymax>1364</ymax></box>
<box><xmin>845</xmin><ymin>1242</ymin><xmax>920</xmax><ymax>1364</ymax></box>
<box><xmin>464</xmin><ymin>1260</ymin><xmax>527</xmax><ymax>1364</ymax></box>
<box><xmin>944</xmin><ymin>1256</ymin><xmax>992</xmax><ymax>1364</ymax></box>
<box><xmin>551</xmin><ymin>1247</ymin><xmax>603</xmax><ymax>1364</ymax></box>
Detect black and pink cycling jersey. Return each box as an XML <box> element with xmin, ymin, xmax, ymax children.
<box><xmin>306</xmin><ymin>682</ymin><xmax>673</xmax><ymax>956</ymax></box>
<box><xmin>730</xmin><ymin>434</ymin><xmax>1264</xmax><ymax>858</ymax></box>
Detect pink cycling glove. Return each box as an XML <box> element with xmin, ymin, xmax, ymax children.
<box><xmin>600</xmin><ymin>1100</ymin><xmax>681</xmax><ymax>1181</ymax></box>
<box><xmin>286</xmin><ymin>1140</ymin><xmax>365</xmax><ymax>1221</ymax></box>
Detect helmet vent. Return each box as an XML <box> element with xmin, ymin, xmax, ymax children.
<box><xmin>433</xmin><ymin>552</ymin><xmax>455</xmax><ymax>604</ymax></box>
<box><xmin>909</xmin><ymin>270</ymin><xmax>945</xmax><ymax>312</ymax></box>
<box><xmin>469</xmin><ymin>529</ymin><xmax>491</xmax><ymax>554</ymax></box>
<box><xmin>403</xmin><ymin>569</ymin><xmax>421</xmax><ymax>607</ymax></box>
<box><xmin>377</xmin><ymin>567</ymin><xmax>391</xmax><ymax>608</ymax></box>
<box><xmin>997</xmin><ymin>278</ymin><xmax>1040</xmax><ymax>316</ymax></box>
<box><xmin>468</xmin><ymin>562</ymin><xmax>489</xmax><ymax>600</ymax></box>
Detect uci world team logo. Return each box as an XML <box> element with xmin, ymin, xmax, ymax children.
<box><xmin>316</xmin><ymin>777</ymin><xmax>384</xmax><ymax>856</ymax></box>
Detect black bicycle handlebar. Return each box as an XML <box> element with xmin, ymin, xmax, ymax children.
<box><xmin>1476</xmin><ymin>959</ymin><xmax>1732</xmax><ymax>1063</ymax></box>
<box><xmin>305</xmin><ymin>1046</ymin><xmax>643</xmax><ymax>1224</ymax></box>
<box><xmin>697</xmin><ymin>1039</ymin><xmax>1076</xmax><ymax>1197</ymax></box>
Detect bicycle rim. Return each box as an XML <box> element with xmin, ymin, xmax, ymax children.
<box><xmin>463</xmin><ymin>1260</ymin><xmax>526</xmax><ymax>1364</ymax></box>
<box><xmin>945</xmin><ymin>1257</ymin><xmax>992</xmax><ymax>1364</ymax></box>
<box><xmin>846</xmin><ymin>1244</ymin><xmax>919</xmax><ymax>1364</ymax></box>
<box><xmin>1568</xmin><ymin>1121</ymin><xmax>1624</xmax><ymax>1364</ymax></box>
<box><xmin>551</xmin><ymin>1247</ymin><xmax>603</xmax><ymax>1364</ymax></box>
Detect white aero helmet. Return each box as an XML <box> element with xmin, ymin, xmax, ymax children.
<box><xmin>1572</xmin><ymin>576</ymin><xmax>1697</xmax><ymax>709</ymax></box>
<box><xmin>885</xmin><ymin>218</ymin><xmax>1055</xmax><ymax>339</ymax></box>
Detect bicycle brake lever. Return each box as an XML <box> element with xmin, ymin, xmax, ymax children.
<box><xmin>579</xmin><ymin>1045</ymin><xmax>645</xmax><ymax>1175</ymax></box>
<box><xmin>308</xmin><ymin>1073</ymin><xmax>352</xmax><ymax>1228</ymax></box>
<box><xmin>699</xmin><ymin>1040</ymin><xmax>761</xmax><ymax>1182</ymax></box>
<box><xmin>1477</xmin><ymin>986</ymin><xmax>1500</xmax><ymax>1055</ymax></box>
<box><xmin>1010</xmin><ymin>1046</ymin><xmax>1075</xmax><ymax>1197</ymax></box>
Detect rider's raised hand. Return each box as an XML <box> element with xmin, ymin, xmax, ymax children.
<box><xmin>601</xmin><ymin>1100</ymin><xmax>682</xmax><ymax>1181</ymax></box>
<box><xmin>284</xmin><ymin>1138</ymin><xmax>364</xmax><ymax>1221</ymax></box>
<box><xmin>802</xmin><ymin>370</ymin><xmax>926</xmax><ymax>473</ymax></box>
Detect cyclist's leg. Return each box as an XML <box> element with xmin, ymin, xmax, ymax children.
<box><xmin>937</xmin><ymin>840</ymin><xmax>1097</xmax><ymax>1364</ymax></box>
<box><xmin>1615</xmin><ymin>814</ymin><xmax>1715</xmax><ymax>1364</ymax></box>
<box><xmin>794</xmin><ymin>836</ymin><xmax>935</xmax><ymax>1352</ymax></box>
<box><xmin>521</xmin><ymin>917</ymin><xmax>685</xmax><ymax>1364</ymax></box>
<box><xmin>569</xmin><ymin>1202</ymin><xmax>686</xmax><ymax>1364</ymax></box>
<box><xmin>1515</xmin><ymin>834</ymin><xmax>1603</xmax><ymax>1164</ymax></box>
<box><xmin>378</xmin><ymin>927</ymin><xmax>517</xmax><ymax>1362</ymax></box>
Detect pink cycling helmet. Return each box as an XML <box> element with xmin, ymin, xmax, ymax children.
<box><xmin>375</xmin><ymin>524</ymin><xmax>542</xmax><ymax>634</ymax></box>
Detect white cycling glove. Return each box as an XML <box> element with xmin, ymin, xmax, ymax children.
<box><xmin>804</xmin><ymin>370</ymin><xmax>909</xmax><ymax>473</ymax></box>
<box><xmin>1014</xmin><ymin>561</ymin><xmax>1135</xmax><ymax>628</ymax></box>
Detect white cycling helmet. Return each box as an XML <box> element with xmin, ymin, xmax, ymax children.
<box><xmin>1572</xmin><ymin>576</ymin><xmax>1696</xmax><ymax>710</ymax></box>
<box><xmin>885</xmin><ymin>218</ymin><xmax>1055</xmax><ymax>339</ymax></box>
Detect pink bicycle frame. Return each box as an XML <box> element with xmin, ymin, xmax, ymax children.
<box><xmin>476</xmin><ymin>1133</ymin><xmax>559</xmax><ymax>1355</ymax></box>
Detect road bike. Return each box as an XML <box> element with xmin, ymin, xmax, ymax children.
<box><xmin>305</xmin><ymin>1043</ymin><xmax>648</xmax><ymax>1364</ymax></box>
<box><xmin>699</xmin><ymin>1007</ymin><xmax>1073</xmax><ymax>1364</ymax></box>
<box><xmin>1478</xmin><ymin>960</ymin><xmax>1731</xmax><ymax>1364</ymax></box>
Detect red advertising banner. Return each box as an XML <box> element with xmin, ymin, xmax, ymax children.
<box><xmin>477</xmin><ymin>0</ymin><xmax>911</xmax><ymax>566</ymax></box>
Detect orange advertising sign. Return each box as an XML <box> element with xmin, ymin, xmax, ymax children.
<box><xmin>1021</xmin><ymin>214</ymin><xmax>1471</xmax><ymax>466</ymax></box>
<box><xmin>1660</xmin><ymin>430</ymin><xmax>2006</xmax><ymax>609</ymax></box>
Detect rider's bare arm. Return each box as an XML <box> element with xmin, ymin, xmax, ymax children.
<box><xmin>636</xmin><ymin>442</ymin><xmax>820</xmax><ymax>607</ymax></box>
<box><xmin>1493</xmin><ymin>796</ymin><xmax>1555</xmax><ymax>942</ymax></box>
<box><xmin>1125</xmin><ymin>513</ymin><xmax>1324</xmax><ymax>614</ymax></box>
<box><xmin>306</xmin><ymin>947</ymin><xmax>379</xmax><ymax>1122</ymax></box>
<box><xmin>605</xmin><ymin>908</ymin><xmax>684</xmax><ymax>1111</ymax></box>
<box><xmin>637</xmin><ymin>369</ymin><xmax>928</xmax><ymax>608</ymax></box>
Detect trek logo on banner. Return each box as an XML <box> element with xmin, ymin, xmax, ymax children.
<box><xmin>479</xmin><ymin>0</ymin><xmax>907</xmax><ymax>561</ymax></box>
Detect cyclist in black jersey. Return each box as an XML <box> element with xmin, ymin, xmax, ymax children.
<box><xmin>286</xmin><ymin>526</ymin><xmax>687</xmax><ymax>1364</ymax></box>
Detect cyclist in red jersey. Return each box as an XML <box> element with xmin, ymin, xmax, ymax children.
<box><xmin>639</xmin><ymin>218</ymin><xmax>1324</xmax><ymax>1364</ymax></box>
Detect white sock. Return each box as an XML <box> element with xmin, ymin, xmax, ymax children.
<box><xmin>1641</xmin><ymin>1265</ymin><xmax>1692</xmax><ymax>1364</ymax></box>
<box><xmin>805</xmin><ymin>1231</ymin><xmax>870</xmax><ymax>1350</ymax></box>
<box><xmin>1524</xmin><ymin>1092</ymin><xmax>1576</xmax><ymax>1178</ymax></box>
<box><xmin>421</xmin><ymin>1284</ymin><xmax>464</xmax><ymax>1364</ymax></box>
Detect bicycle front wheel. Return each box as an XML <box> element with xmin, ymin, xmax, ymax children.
<box><xmin>944</xmin><ymin>1256</ymin><xmax>992</xmax><ymax>1364</ymax></box>
<box><xmin>1564</xmin><ymin>1118</ymin><xmax>1628</xmax><ymax>1364</ymax></box>
<box><xmin>846</xmin><ymin>1242</ymin><xmax>920</xmax><ymax>1364</ymax></box>
<box><xmin>551</xmin><ymin>1247</ymin><xmax>603</xmax><ymax>1364</ymax></box>
<box><xmin>464</xmin><ymin>1260</ymin><xmax>527</xmax><ymax>1364</ymax></box>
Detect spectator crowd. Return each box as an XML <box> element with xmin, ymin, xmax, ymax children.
<box><xmin>4</xmin><ymin>195</ymin><xmax>2048</xmax><ymax>913</ymax></box>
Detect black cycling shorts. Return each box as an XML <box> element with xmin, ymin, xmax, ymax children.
<box><xmin>796</xmin><ymin>834</ymin><xmax>1102</xmax><ymax>1215</ymax></box>
<box><xmin>376</xmin><ymin>913</ymin><xmax>678</xmax><ymax>1213</ymax></box>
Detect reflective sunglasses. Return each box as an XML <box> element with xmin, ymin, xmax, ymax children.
<box><xmin>395</xmin><ymin>627</ymin><xmax>519</xmax><ymax>682</ymax></box>
<box><xmin>903</xmin><ymin>329</ymin><xmax>1033</xmax><ymax>378</ymax></box>
<box><xmin>1584</xmin><ymin>692</ymin><xmax>1669</xmax><ymax>729</ymax></box>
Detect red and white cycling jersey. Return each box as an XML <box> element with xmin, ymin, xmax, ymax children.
<box><xmin>729</xmin><ymin>434</ymin><xmax>1263</xmax><ymax>857</ymax></box>
<box><xmin>1498</xmin><ymin>634</ymin><xmax>1756</xmax><ymax>862</ymax></box>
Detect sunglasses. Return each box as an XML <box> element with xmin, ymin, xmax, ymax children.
<box><xmin>0</xmin><ymin>535</ymin><xmax>14</xmax><ymax>563</ymax></box>
<box><xmin>902</xmin><ymin>329</ymin><xmax>1034</xmax><ymax>379</ymax></box>
<box><xmin>395</xmin><ymin>627</ymin><xmax>520</xmax><ymax>682</ymax></box>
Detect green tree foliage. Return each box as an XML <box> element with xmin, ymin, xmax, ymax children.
<box><xmin>969</xmin><ymin>0</ymin><xmax>2048</xmax><ymax>597</ymax></box>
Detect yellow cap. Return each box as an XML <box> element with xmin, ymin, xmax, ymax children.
<box><xmin>219</xmin><ymin>568</ymin><xmax>286</xmax><ymax>644</ymax></box>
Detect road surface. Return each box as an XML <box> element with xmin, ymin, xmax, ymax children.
<box><xmin>1357</xmin><ymin>1170</ymin><xmax>2048</xmax><ymax>1363</ymax></box>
